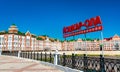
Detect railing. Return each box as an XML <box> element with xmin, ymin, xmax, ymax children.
<box><xmin>59</xmin><ymin>53</ymin><xmax>120</xmax><ymax>72</ymax></box>
<box><xmin>1</xmin><ymin>51</ymin><xmax>18</xmax><ymax>56</ymax></box>
<box><xmin>2</xmin><ymin>51</ymin><xmax>120</xmax><ymax>72</ymax></box>
<box><xmin>104</xmin><ymin>58</ymin><xmax>120</xmax><ymax>72</ymax></box>
<box><xmin>2</xmin><ymin>51</ymin><xmax>54</xmax><ymax>63</ymax></box>
<box><xmin>21</xmin><ymin>51</ymin><xmax>54</xmax><ymax>63</ymax></box>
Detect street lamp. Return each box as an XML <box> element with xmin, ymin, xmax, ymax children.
<box><xmin>18</xmin><ymin>49</ymin><xmax>21</xmax><ymax>58</ymax></box>
<box><xmin>84</xmin><ymin>34</ymin><xmax>87</xmax><ymax>56</ymax></box>
<box><xmin>9</xmin><ymin>47</ymin><xmax>12</xmax><ymax>56</ymax></box>
<box><xmin>0</xmin><ymin>47</ymin><xmax>2</xmax><ymax>55</ymax></box>
<box><xmin>100</xmin><ymin>31</ymin><xmax>104</xmax><ymax>57</ymax></box>
<box><xmin>54</xmin><ymin>42</ymin><xmax>58</xmax><ymax>65</ymax></box>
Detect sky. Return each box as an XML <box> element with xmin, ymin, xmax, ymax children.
<box><xmin>0</xmin><ymin>0</ymin><xmax>120</xmax><ymax>40</ymax></box>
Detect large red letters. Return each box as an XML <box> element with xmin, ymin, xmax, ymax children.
<box><xmin>63</xmin><ymin>16</ymin><xmax>103</xmax><ymax>38</ymax></box>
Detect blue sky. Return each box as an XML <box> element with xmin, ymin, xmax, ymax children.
<box><xmin>0</xmin><ymin>0</ymin><xmax>120</xmax><ymax>40</ymax></box>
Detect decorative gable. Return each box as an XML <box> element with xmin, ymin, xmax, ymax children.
<box><xmin>25</xmin><ymin>30</ymin><xmax>31</xmax><ymax>36</ymax></box>
<box><xmin>113</xmin><ymin>34</ymin><xmax>119</xmax><ymax>38</ymax></box>
<box><xmin>112</xmin><ymin>34</ymin><xmax>120</xmax><ymax>40</ymax></box>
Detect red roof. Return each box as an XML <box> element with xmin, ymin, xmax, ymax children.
<box><xmin>104</xmin><ymin>37</ymin><xmax>112</xmax><ymax>41</ymax></box>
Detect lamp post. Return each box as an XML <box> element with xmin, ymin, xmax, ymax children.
<box><xmin>9</xmin><ymin>48</ymin><xmax>12</xmax><ymax>56</ymax></box>
<box><xmin>101</xmin><ymin>31</ymin><xmax>104</xmax><ymax>57</ymax></box>
<box><xmin>100</xmin><ymin>31</ymin><xmax>105</xmax><ymax>72</ymax></box>
<box><xmin>73</xmin><ymin>36</ymin><xmax>76</xmax><ymax>54</ymax></box>
<box><xmin>0</xmin><ymin>38</ymin><xmax>1</xmax><ymax>55</ymax></box>
<box><xmin>54</xmin><ymin>43</ymin><xmax>58</xmax><ymax>65</ymax></box>
<box><xmin>84</xmin><ymin>34</ymin><xmax>87</xmax><ymax>56</ymax></box>
<box><xmin>0</xmin><ymin>47</ymin><xmax>2</xmax><ymax>55</ymax></box>
<box><xmin>18</xmin><ymin>50</ymin><xmax>21</xmax><ymax>58</ymax></box>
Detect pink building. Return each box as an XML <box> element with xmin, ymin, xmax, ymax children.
<box><xmin>61</xmin><ymin>34</ymin><xmax>120</xmax><ymax>51</ymax></box>
<box><xmin>0</xmin><ymin>24</ymin><xmax>120</xmax><ymax>52</ymax></box>
<box><xmin>0</xmin><ymin>24</ymin><xmax>62</xmax><ymax>52</ymax></box>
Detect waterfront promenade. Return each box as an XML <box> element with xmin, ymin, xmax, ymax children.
<box><xmin>0</xmin><ymin>55</ymin><xmax>63</xmax><ymax>72</ymax></box>
<box><xmin>57</xmin><ymin>51</ymin><xmax>120</xmax><ymax>55</ymax></box>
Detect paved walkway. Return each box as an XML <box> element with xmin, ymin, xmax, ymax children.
<box><xmin>0</xmin><ymin>55</ymin><xmax>63</xmax><ymax>72</ymax></box>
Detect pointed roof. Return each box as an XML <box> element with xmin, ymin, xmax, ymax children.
<box><xmin>25</xmin><ymin>30</ymin><xmax>31</xmax><ymax>36</ymax></box>
<box><xmin>45</xmin><ymin>37</ymin><xmax>50</xmax><ymax>42</ymax></box>
<box><xmin>113</xmin><ymin>34</ymin><xmax>119</xmax><ymax>38</ymax></box>
<box><xmin>104</xmin><ymin>37</ymin><xmax>112</xmax><ymax>41</ymax></box>
<box><xmin>77</xmin><ymin>38</ymin><xmax>82</xmax><ymax>42</ymax></box>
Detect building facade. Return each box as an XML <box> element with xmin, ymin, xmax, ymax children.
<box><xmin>0</xmin><ymin>24</ymin><xmax>120</xmax><ymax>52</ymax></box>
<box><xmin>62</xmin><ymin>34</ymin><xmax>120</xmax><ymax>51</ymax></box>
<box><xmin>0</xmin><ymin>24</ymin><xmax>62</xmax><ymax>52</ymax></box>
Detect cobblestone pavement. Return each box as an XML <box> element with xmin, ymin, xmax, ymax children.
<box><xmin>0</xmin><ymin>55</ymin><xmax>63</xmax><ymax>72</ymax></box>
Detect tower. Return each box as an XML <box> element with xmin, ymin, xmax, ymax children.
<box><xmin>8</xmin><ymin>24</ymin><xmax>18</xmax><ymax>33</ymax></box>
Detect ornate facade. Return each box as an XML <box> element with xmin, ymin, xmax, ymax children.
<box><xmin>62</xmin><ymin>34</ymin><xmax>120</xmax><ymax>51</ymax></box>
<box><xmin>0</xmin><ymin>24</ymin><xmax>61</xmax><ymax>51</ymax></box>
<box><xmin>0</xmin><ymin>24</ymin><xmax>120</xmax><ymax>52</ymax></box>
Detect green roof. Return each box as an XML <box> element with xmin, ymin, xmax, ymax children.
<box><xmin>36</xmin><ymin>37</ymin><xmax>43</xmax><ymax>40</ymax></box>
<box><xmin>18</xmin><ymin>31</ymin><xmax>25</xmax><ymax>36</ymax></box>
<box><xmin>12</xmin><ymin>24</ymin><xmax>16</xmax><ymax>26</ymax></box>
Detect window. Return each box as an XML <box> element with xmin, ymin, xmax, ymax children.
<box><xmin>26</xmin><ymin>38</ymin><xmax>30</xmax><ymax>47</ymax></box>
